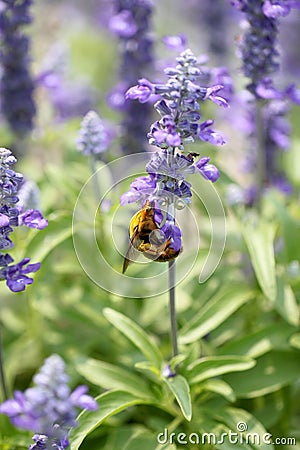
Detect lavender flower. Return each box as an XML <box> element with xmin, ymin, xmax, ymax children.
<box><xmin>0</xmin><ymin>0</ymin><xmax>36</xmax><ymax>136</ymax></box>
<box><xmin>0</xmin><ymin>354</ymin><xmax>98</xmax><ymax>450</ymax></box>
<box><xmin>0</xmin><ymin>255</ymin><xmax>40</xmax><ymax>292</ymax></box>
<box><xmin>122</xmin><ymin>49</ymin><xmax>226</xmax><ymax>262</ymax></box>
<box><xmin>231</xmin><ymin>0</ymin><xmax>300</xmax><ymax>97</ymax></box>
<box><xmin>108</xmin><ymin>0</ymin><xmax>154</xmax><ymax>154</ymax></box>
<box><xmin>0</xmin><ymin>148</ymin><xmax>47</xmax><ymax>292</ymax></box>
<box><xmin>37</xmin><ymin>44</ymin><xmax>97</xmax><ymax>122</ymax></box>
<box><xmin>229</xmin><ymin>0</ymin><xmax>300</xmax><ymax>200</ymax></box>
<box><xmin>76</xmin><ymin>110</ymin><xmax>112</xmax><ymax>157</ymax></box>
<box><xmin>187</xmin><ymin>0</ymin><xmax>233</xmax><ymax>64</ymax></box>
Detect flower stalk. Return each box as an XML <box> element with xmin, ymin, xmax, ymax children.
<box><xmin>0</xmin><ymin>324</ymin><xmax>8</xmax><ymax>401</ymax></box>
<box><xmin>168</xmin><ymin>260</ymin><xmax>178</xmax><ymax>357</ymax></box>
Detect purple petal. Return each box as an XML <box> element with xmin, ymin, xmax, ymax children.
<box><xmin>0</xmin><ymin>213</ymin><xmax>10</xmax><ymax>227</ymax></box>
<box><xmin>109</xmin><ymin>10</ymin><xmax>138</xmax><ymax>38</ymax></box>
<box><xmin>166</xmin><ymin>133</ymin><xmax>181</xmax><ymax>146</ymax></box>
<box><xmin>21</xmin><ymin>262</ymin><xmax>41</xmax><ymax>274</ymax></box>
<box><xmin>162</xmin><ymin>34</ymin><xmax>187</xmax><ymax>50</ymax></box>
<box><xmin>7</xmin><ymin>275</ymin><xmax>33</xmax><ymax>292</ymax></box>
<box><xmin>285</xmin><ymin>84</ymin><xmax>300</xmax><ymax>105</ymax></box>
<box><xmin>263</xmin><ymin>0</ymin><xmax>290</xmax><ymax>18</ymax></box>
<box><xmin>20</xmin><ymin>209</ymin><xmax>48</xmax><ymax>229</ymax></box>
<box><xmin>153</xmin><ymin>130</ymin><xmax>167</xmax><ymax>144</ymax></box>
<box><xmin>71</xmin><ymin>386</ymin><xmax>98</xmax><ymax>411</ymax></box>
<box><xmin>196</xmin><ymin>157</ymin><xmax>210</xmax><ymax>169</ymax></box>
<box><xmin>256</xmin><ymin>78</ymin><xmax>283</xmax><ymax>100</ymax></box>
<box><xmin>199</xmin><ymin>164</ymin><xmax>220</xmax><ymax>182</ymax></box>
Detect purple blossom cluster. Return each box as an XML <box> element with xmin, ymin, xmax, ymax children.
<box><xmin>121</xmin><ymin>49</ymin><xmax>227</xmax><ymax>255</ymax></box>
<box><xmin>231</xmin><ymin>0</ymin><xmax>300</xmax><ymax>97</ymax></box>
<box><xmin>0</xmin><ymin>148</ymin><xmax>47</xmax><ymax>292</ymax></box>
<box><xmin>0</xmin><ymin>0</ymin><xmax>36</xmax><ymax>135</ymax></box>
<box><xmin>108</xmin><ymin>0</ymin><xmax>154</xmax><ymax>154</ymax></box>
<box><xmin>187</xmin><ymin>0</ymin><xmax>232</xmax><ymax>64</ymax></box>
<box><xmin>0</xmin><ymin>354</ymin><xmax>98</xmax><ymax>450</ymax></box>
<box><xmin>229</xmin><ymin>0</ymin><xmax>300</xmax><ymax>198</ymax></box>
<box><xmin>76</xmin><ymin>110</ymin><xmax>112</xmax><ymax>157</ymax></box>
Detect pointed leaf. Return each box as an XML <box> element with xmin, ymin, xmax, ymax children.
<box><xmin>76</xmin><ymin>358</ymin><xmax>155</xmax><ymax>399</ymax></box>
<box><xmin>104</xmin><ymin>308</ymin><xmax>163</xmax><ymax>369</ymax></box>
<box><xmin>241</xmin><ymin>221</ymin><xmax>276</xmax><ymax>301</ymax></box>
<box><xmin>179</xmin><ymin>286</ymin><xmax>253</xmax><ymax>344</ymax></box>
<box><xmin>186</xmin><ymin>356</ymin><xmax>255</xmax><ymax>385</ymax></box>
<box><xmin>274</xmin><ymin>277</ymin><xmax>299</xmax><ymax>326</ymax></box>
<box><xmin>224</xmin><ymin>350</ymin><xmax>300</xmax><ymax>398</ymax></box>
<box><xmin>215</xmin><ymin>407</ymin><xmax>274</xmax><ymax>450</ymax></box>
<box><xmin>164</xmin><ymin>375</ymin><xmax>192</xmax><ymax>421</ymax></box>
<box><xmin>199</xmin><ymin>379</ymin><xmax>236</xmax><ymax>402</ymax></box>
<box><xmin>218</xmin><ymin>323</ymin><xmax>294</xmax><ymax>358</ymax></box>
<box><xmin>69</xmin><ymin>390</ymin><xmax>152</xmax><ymax>450</ymax></box>
<box><xmin>289</xmin><ymin>333</ymin><xmax>300</xmax><ymax>349</ymax></box>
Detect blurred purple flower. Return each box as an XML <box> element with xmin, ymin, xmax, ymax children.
<box><xmin>0</xmin><ymin>354</ymin><xmax>98</xmax><ymax>449</ymax></box>
<box><xmin>76</xmin><ymin>110</ymin><xmax>112</xmax><ymax>157</ymax></box>
<box><xmin>162</xmin><ymin>34</ymin><xmax>187</xmax><ymax>51</ymax></box>
<box><xmin>109</xmin><ymin>10</ymin><xmax>138</xmax><ymax>38</ymax></box>
<box><xmin>0</xmin><ymin>0</ymin><xmax>36</xmax><ymax>136</ymax></box>
<box><xmin>108</xmin><ymin>0</ymin><xmax>154</xmax><ymax>154</ymax></box>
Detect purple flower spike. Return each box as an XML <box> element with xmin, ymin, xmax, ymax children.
<box><xmin>0</xmin><ymin>355</ymin><xmax>98</xmax><ymax>449</ymax></box>
<box><xmin>121</xmin><ymin>48</ymin><xmax>225</xmax><ymax>267</ymax></box>
<box><xmin>109</xmin><ymin>0</ymin><xmax>154</xmax><ymax>154</ymax></box>
<box><xmin>0</xmin><ymin>148</ymin><xmax>46</xmax><ymax>292</ymax></box>
<box><xmin>0</xmin><ymin>0</ymin><xmax>36</xmax><ymax>135</ymax></box>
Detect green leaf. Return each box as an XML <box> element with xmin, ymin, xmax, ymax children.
<box><xmin>123</xmin><ymin>429</ymin><xmax>161</xmax><ymax>450</ymax></box>
<box><xmin>223</xmin><ymin>351</ymin><xmax>300</xmax><ymax>398</ymax></box>
<box><xmin>289</xmin><ymin>333</ymin><xmax>300</xmax><ymax>349</ymax></box>
<box><xmin>76</xmin><ymin>358</ymin><xmax>156</xmax><ymax>400</ymax></box>
<box><xmin>274</xmin><ymin>277</ymin><xmax>299</xmax><ymax>326</ymax></box>
<box><xmin>215</xmin><ymin>407</ymin><xmax>274</xmax><ymax>450</ymax></box>
<box><xmin>186</xmin><ymin>356</ymin><xmax>255</xmax><ymax>385</ymax></box>
<box><xmin>241</xmin><ymin>221</ymin><xmax>276</xmax><ymax>301</ymax></box>
<box><xmin>179</xmin><ymin>286</ymin><xmax>253</xmax><ymax>344</ymax></box>
<box><xmin>198</xmin><ymin>379</ymin><xmax>236</xmax><ymax>402</ymax></box>
<box><xmin>218</xmin><ymin>323</ymin><xmax>295</xmax><ymax>358</ymax></box>
<box><xmin>69</xmin><ymin>390</ymin><xmax>152</xmax><ymax>450</ymax></box>
<box><xmin>164</xmin><ymin>375</ymin><xmax>192</xmax><ymax>421</ymax></box>
<box><xmin>103</xmin><ymin>308</ymin><xmax>163</xmax><ymax>369</ymax></box>
<box><xmin>268</xmin><ymin>192</ymin><xmax>300</xmax><ymax>261</ymax></box>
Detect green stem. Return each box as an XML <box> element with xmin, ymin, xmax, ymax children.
<box><xmin>168</xmin><ymin>260</ymin><xmax>178</xmax><ymax>357</ymax></box>
<box><xmin>90</xmin><ymin>154</ymin><xmax>101</xmax><ymax>204</ymax></box>
<box><xmin>255</xmin><ymin>99</ymin><xmax>266</xmax><ymax>209</ymax></box>
<box><xmin>0</xmin><ymin>323</ymin><xmax>8</xmax><ymax>401</ymax></box>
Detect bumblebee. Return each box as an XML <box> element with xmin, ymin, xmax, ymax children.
<box><xmin>122</xmin><ymin>201</ymin><xmax>181</xmax><ymax>273</ymax></box>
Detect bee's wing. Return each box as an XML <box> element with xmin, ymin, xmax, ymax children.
<box><xmin>122</xmin><ymin>232</ymin><xmax>142</xmax><ymax>274</ymax></box>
